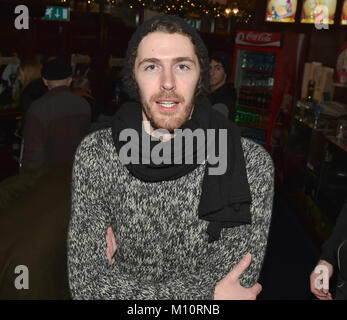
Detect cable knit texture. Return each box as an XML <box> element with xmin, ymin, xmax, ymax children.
<box><xmin>67</xmin><ymin>127</ymin><xmax>274</xmax><ymax>300</ymax></box>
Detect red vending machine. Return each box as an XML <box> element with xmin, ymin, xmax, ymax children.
<box><xmin>231</xmin><ymin>30</ymin><xmax>306</xmax><ymax>152</ymax></box>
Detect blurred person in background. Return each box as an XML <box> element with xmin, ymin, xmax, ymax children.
<box><xmin>21</xmin><ymin>58</ymin><xmax>91</xmax><ymax>172</ymax></box>
<box><xmin>310</xmin><ymin>199</ymin><xmax>347</xmax><ymax>300</ymax></box>
<box><xmin>0</xmin><ymin>53</ymin><xmax>21</xmax><ymax>107</ymax></box>
<box><xmin>18</xmin><ymin>60</ymin><xmax>48</xmax><ymax>131</ymax></box>
<box><xmin>209</xmin><ymin>51</ymin><xmax>237</xmax><ymax>121</ymax></box>
<box><xmin>72</xmin><ymin>75</ymin><xmax>103</xmax><ymax>123</ymax></box>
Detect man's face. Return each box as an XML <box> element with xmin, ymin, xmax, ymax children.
<box><xmin>209</xmin><ymin>59</ymin><xmax>226</xmax><ymax>90</ymax></box>
<box><xmin>134</xmin><ymin>31</ymin><xmax>200</xmax><ymax>133</ymax></box>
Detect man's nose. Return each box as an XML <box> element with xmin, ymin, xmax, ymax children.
<box><xmin>161</xmin><ymin>68</ymin><xmax>175</xmax><ymax>91</ymax></box>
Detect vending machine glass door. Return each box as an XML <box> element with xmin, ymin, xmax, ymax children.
<box><xmin>234</xmin><ymin>49</ymin><xmax>277</xmax><ymax>146</ymax></box>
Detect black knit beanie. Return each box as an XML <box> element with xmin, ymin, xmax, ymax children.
<box><xmin>42</xmin><ymin>58</ymin><xmax>72</xmax><ymax>81</ymax></box>
<box><xmin>122</xmin><ymin>14</ymin><xmax>210</xmax><ymax>101</ymax></box>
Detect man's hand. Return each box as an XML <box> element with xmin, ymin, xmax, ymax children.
<box><xmin>214</xmin><ymin>253</ymin><xmax>262</xmax><ymax>300</ymax></box>
<box><xmin>310</xmin><ymin>259</ymin><xmax>333</xmax><ymax>300</ymax></box>
<box><xmin>106</xmin><ymin>226</ymin><xmax>117</xmax><ymax>265</ymax></box>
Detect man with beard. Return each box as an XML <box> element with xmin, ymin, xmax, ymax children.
<box><xmin>67</xmin><ymin>15</ymin><xmax>274</xmax><ymax>300</ymax></box>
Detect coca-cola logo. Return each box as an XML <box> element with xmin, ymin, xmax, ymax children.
<box><xmin>246</xmin><ymin>32</ymin><xmax>272</xmax><ymax>42</ymax></box>
<box><xmin>236</xmin><ymin>32</ymin><xmax>245</xmax><ymax>42</ymax></box>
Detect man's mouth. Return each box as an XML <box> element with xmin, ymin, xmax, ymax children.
<box><xmin>156</xmin><ymin>100</ymin><xmax>179</xmax><ymax>110</ymax></box>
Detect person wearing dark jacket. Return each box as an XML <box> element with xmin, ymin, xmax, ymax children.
<box><xmin>20</xmin><ymin>79</ymin><xmax>47</xmax><ymax>121</ymax></box>
<box><xmin>21</xmin><ymin>58</ymin><xmax>91</xmax><ymax>172</ymax></box>
<box><xmin>209</xmin><ymin>51</ymin><xmax>237</xmax><ymax>121</ymax></box>
<box><xmin>310</xmin><ymin>199</ymin><xmax>347</xmax><ymax>300</ymax></box>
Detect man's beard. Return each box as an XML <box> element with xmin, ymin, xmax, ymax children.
<box><xmin>141</xmin><ymin>91</ymin><xmax>195</xmax><ymax>133</ymax></box>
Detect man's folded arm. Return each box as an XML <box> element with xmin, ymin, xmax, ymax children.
<box><xmin>67</xmin><ymin>140</ymin><xmax>218</xmax><ymax>300</ymax></box>
<box><xmin>67</xmin><ymin>138</ymin><xmax>274</xmax><ymax>300</ymax></box>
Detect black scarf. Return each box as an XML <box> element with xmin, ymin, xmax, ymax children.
<box><xmin>111</xmin><ymin>96</ymin><xmax>252</xmax><ymax>242</ymax></box>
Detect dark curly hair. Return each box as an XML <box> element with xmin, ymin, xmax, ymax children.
<box><xmin>122</xmin><ymin>14</ymin><xmax>210</xmax><ymax>101</ymax></box>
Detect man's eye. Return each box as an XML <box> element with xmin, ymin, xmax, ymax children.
<box><xmin>145</xmin><ymin>65</ymin><xmax>157</xmax><ymax>71</ymax></box>
<box><xmin>177</xmin><ymin>64</ymin><xmax>190</xmax><ymax>71</ymax></box>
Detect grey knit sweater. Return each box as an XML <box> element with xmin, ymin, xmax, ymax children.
<box><xmin>67</xmin><ymin>127</ymin><xmax>274</xmax><ymax>300</ymax></box>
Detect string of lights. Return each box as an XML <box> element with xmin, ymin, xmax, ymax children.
<box><xmin>58</xmin><ymin>0</ymin><xmax>255</xmax><ymax>23</ymax></box>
